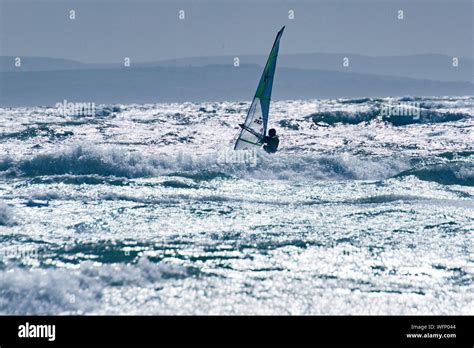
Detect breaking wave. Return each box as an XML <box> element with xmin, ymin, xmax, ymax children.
<box><xmin>307</xmin><ymin>109</ymin><xmax>471</xmax><ymax>126</ymax></box>
<box><xmin>0</xmin><ymin>144</ymin><xmax>409</xmax><ymax>181</ymax></box>
<box><xmin>396</xmin><ymin>162</ymin><xmax>474</xmax><ymax>186</ymax></box>
<box><xmin>1</xmin><ymin>145</ymin><xmax>471</xmax><ymax>185</ymax></box>
<box><xmin>308</xmin><ymin>110</ymin><xmax>379</xmax><ymax>125</ymax></box>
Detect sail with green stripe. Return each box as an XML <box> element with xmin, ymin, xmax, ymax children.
<box><xmin>234</xmin><ymin>26</ymin><xmax>285</xmax><ymax>150</ymax></box>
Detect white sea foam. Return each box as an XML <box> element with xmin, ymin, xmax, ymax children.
<box><xmin>0</xmin><ymin>202</ymin><xmax>14</xmax><ymax>226</ymax></box>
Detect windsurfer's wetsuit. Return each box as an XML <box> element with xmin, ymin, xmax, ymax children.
<box><xmin>262</xmin><ymin>134</ymin><xmax>279</xmax><ymax>153</ymax></box>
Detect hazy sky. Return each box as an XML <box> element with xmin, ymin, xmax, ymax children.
<box><xmin>1</xmin><ymin>0</ymin><xmax>472</xmax><ymax>63</ymax></box>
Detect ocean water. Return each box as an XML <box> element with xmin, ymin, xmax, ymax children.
<box><xmin>0</xmin><ymin>96</ymin><xmax>472</xmax><ymax>315</ymax></box>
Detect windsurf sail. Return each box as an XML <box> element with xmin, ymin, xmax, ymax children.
<box><xmin>234</xmin><ymin>26</ymin><xmax>285</xmax><ymax>150</ymax></box>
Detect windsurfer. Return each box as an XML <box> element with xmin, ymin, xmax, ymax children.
<box><xmin>261</xmin><ymin>128</ymin><xmax>279</xmax><ymax>153</ymax></box>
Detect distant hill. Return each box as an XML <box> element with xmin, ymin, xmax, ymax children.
<box><xmin>151</xmin><ymin>53</ymin><xmax>474</xmax><ymax>83</ymax></box>
<box><xmin>1</xmin><ymin>53</ymin><xmax>472</xmax><ymax>82</ymax></box>
<box><xmin>1</xmin><ymin>65</ymin><xmax>472</xmax><ymax>107</ymax></box>
<box><xmin>0</xmin><ymin>56</ymin><xmax>88</xmax><ymax>72</ymax></box>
